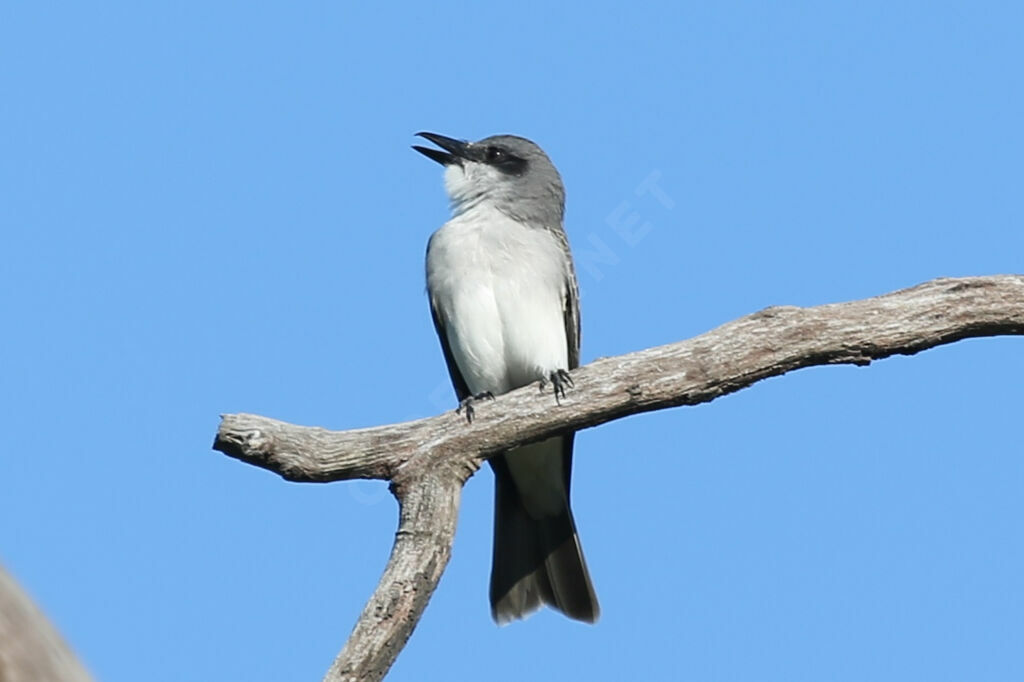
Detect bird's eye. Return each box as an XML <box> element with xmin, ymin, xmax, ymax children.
<box><xmin>485</xmin><ymin>146</ymin><xmax>506</xmax><ymax>162</ymax></box>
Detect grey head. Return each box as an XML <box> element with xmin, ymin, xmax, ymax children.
<box><xmin>413</xmin><ymin>132</ymin><xmax>565</xmax><ymax>227</ymax></box>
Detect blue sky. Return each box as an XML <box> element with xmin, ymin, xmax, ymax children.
<box><xmin>2</xmin><ymin>2</ymin><xmax>1022</xmax><ymax>680</ymax></box>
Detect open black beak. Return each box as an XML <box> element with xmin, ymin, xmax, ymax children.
<box><xmin>412</xmin><ymin>132</ymin><xmax>470</xmax><ymax>166</ymax></box>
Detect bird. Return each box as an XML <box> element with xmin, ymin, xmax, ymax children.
<box><xmin>413</xmin><ymin>131</ymin><xmax>599</xmax><ymax>624</ymax></box>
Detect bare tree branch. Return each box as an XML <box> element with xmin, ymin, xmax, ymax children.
<box><xmin>212</xmin><ymin>274</ymin><xmax>1024</xmax><ymax>682</ymax></box>
<box><xmin>0</xmin><ymin>564</ymin><xmax>94</xmax><ymax>682</ymax></box>
<box><xmin>323</xmin><ymin>471</ymin><xmax>461</xmax><ymax>682</ymax></box>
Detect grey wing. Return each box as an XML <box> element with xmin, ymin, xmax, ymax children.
<box><xmin>561</xmin><ymin>258</ymin><xmax>582</xmax><ymax>494</ymax></box>
<box><xmin>563</xmin><ymin>265</ymin><xmax>581</xmax><ymax>370</ymax></box>
<box><xmin>550</xmin><ymin>225</ymin><xmax>581</xmax><ymax>370</ymax></box>
<box><xmin>426</xmin><ymin>231</ymin><xmax>471</xmax><ymax>403</ymax></box>
<box><xmin>429</xmin><ymin>298</ymin><xmax>471</xmax><ymax>402</ymax></box>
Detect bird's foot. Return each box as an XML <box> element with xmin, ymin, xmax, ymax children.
<box><xmin>456</xmin><ymin>392</ymin><xmax>495</xmax><ymax>423</ymax></box>
<box><xmin>539</xmin><ymin>369</ymin><xmax>574</xmax><ymax>405</ymax></box>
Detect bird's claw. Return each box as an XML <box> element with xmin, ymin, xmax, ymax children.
<box><xmin>539</xmin><ymin>369</ymin><xmax>574</xmax><ymax>404</ymax></box>
<box><xmin>456</xmin><ymin>391</ymin><xmax>495</xmax><ymax>423</ymax></box>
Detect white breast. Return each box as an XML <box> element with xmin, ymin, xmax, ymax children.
<box><xmin>426</xmin><ymin>205</ymin><xmax>570</xmax><ymax>396</ymax></box>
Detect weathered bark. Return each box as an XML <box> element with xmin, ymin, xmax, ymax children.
<box><xmin>0</xmin><ymin>564</ymin><xmax>93</xmax><ymax>682</ymax></box>
<box><xmin>212</xmin><ymin>274</ymin><xmax>1024</xmax><ymax>682</ymax></box>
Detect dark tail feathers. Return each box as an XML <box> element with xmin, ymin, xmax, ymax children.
<box><xmin>489</xmin><ymin>466</ymin><xmax>599</xmax><ymax>624</ymax></box>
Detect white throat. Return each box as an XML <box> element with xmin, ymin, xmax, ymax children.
<box><xmin>443</xmin><ymin>163</ymin><xmax>504</xmax><ymax>217</ymax></box>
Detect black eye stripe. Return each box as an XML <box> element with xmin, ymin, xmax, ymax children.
<box><xmin>473</xmin><ymin>144</ymin><xmax>528</xmax><ymax>175</ymax></box>
<box><xmin>479</xmin><ymin>146</ymin><xmax>526</xmax><ymax>175</ymax></box>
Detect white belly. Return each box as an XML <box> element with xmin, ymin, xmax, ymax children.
<box><xmin>426</xmin><ymin>205</ymin><xmax>570</xmax><ymax>396</ymax></box>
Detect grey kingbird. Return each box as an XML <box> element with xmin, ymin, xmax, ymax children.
<box><xmin>413</xmin><ymin>132</ymin><xmax>599</xmax><ymax>624</ymax></box>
